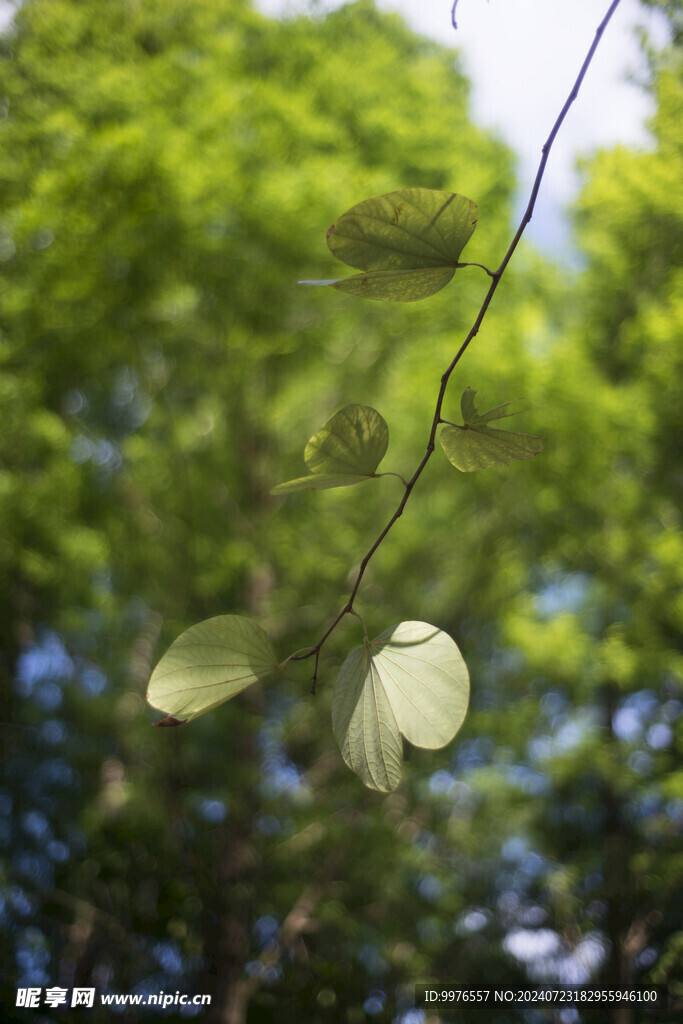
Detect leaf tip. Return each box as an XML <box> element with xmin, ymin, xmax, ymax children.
<box><xmin>153</xmin><ymin>714</ymin><xmax>186</xmax><ymax>728</ymax></box>
<box><xmin>297</xmin><ymin>279</ymin><xmax>341</xmax><ymax>287</ymax></box>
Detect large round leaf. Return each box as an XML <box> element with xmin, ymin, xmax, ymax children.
<box><xmin>332</xmin><ymin>621</ymin><xmax>470</xmax><ymax>792</ymax></box>
<box><xmin>147</xmin><ymin>615</ymin><xmax>278</xmax><ymax>722</ymax></box>
<box><xmin>272</xmin><ymin>404</ymin><xmax>388</xmax><ymax>495</ymax></box>
<box><xmin>441</xmin><ymin>386</ymin><xmax>543</xmax><ymax>472</ymax></box>
<box><xmin>301</xmin><ymin>189</ymin><xmax>478</xmax><ymax>302</ymax></box>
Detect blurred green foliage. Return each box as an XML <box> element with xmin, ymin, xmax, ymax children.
<box><xmin>0</xmin><ymin>1</ymin><xmax>680</xmax><ymax>1022</ymax></box>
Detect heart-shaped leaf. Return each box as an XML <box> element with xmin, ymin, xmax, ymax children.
<box><xmin>272</xmin><ymin>404</ymin><xmax>388</xmax><ymax>495</ymax></box>
<box><xmin>300</xmin><ymin>188</ymin><xmax>478</xmax><ymax>302</ymax></box>
<box><xmin>440</xmin><ymin>387</ymin><xmax>543</xmax><ymax>472</ymax></box>
<box><xmin>332</xmin><ymin>621</ymin><xmax>470</xmax><ymax>792</ymax></box>
<box><xmin>147</xmin><ymin>615</ymin><xmax>278</xmax><ymax>723</ymax></box>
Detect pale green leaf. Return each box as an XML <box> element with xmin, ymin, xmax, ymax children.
<box><xmin>302</xmin><ymin>188</ymin><xmax>478</xmax><ymax>302</ymax></box>
<box><xmin>441</xmin><ymin>387</ymin><xmax>543</xmax><ymax>472</ymax></box>
<box><xmin>329</xmin><ymin>266</ymin><xmax>456</xmax><ymax>302</ymax></box>
<box><xmin>147</xmin><ymin>615</ymin><xmax>278</xmax><ymax>722</ymax></box>
<box><xmin>271</xmin><ymin>473</ymin><xmax>373</xmax><ymax>495</ymax></box>
<box><xmin>459</xmin><ymin>385</ymin><xmax>478</xmax><ymax>423</ymax></box>
<box><xmin>460</xmin><ymin>386</ymin><xmax>518</xmax><ymax>425</ymax></box>
<box><xmin>305</xmin><ymin>404</ymin><xmax>387</xmax><ymax>474</ymax></box>
<box><xmin>328</xmin><ymin>189</ymin><xmax>478</xmax><ymax>271</ymax></box>
<box><xmin>332</xmin><ymin>621</ymin><xmax>470</xmax><ymax>792</ymax></box>
<box><xmin>332</xmin><ymin>644</ymin><xmax>404</xmax><ymax>792</ymax></box>
<box><xmin>272</xmin><ymin>404</ymin><xmax>388</xmax><ymax>495</ymax></box>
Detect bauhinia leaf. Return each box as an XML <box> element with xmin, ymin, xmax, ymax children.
<box><xmin>300</xmin><ymin>188</ymin><xmax>478</xmax><ymax>302</ymax></box>
<box><xmin>147</xmin><ymin>615</ymin><xmax>278</xmax><ymax>723</ymax></box>
<box><xmin>271</xmin><ymin>404</ymin><xmax>389</xmax><ymax>495</ymax></box>
<box><xmin>332</xmin><ymin>621</ymin><xmax>470</xmax><ymax>792</ymax></box>
<box><xmin>440</xmin><ymin>386</ymin><xmax>543</xmax><ymax>472</ymax></box>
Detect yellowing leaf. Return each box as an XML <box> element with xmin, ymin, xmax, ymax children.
<box><xmin>301</xmin><ymin>188</ymin><xmax>478</xmax><ymax>302</ymax></box>
<box><xmin>147</xmin><ymin>615</ymin><xmax>278</xmax><ymax>723</ymax></box>
<box><xmin>272</xmin><ymin>404</ymin><xmax>388</xmax><ymax>495</ymax></box>
<box><xmin>332</xmin><ymin>621</ymin><xmax>470</xmax><ymax>792</ymax></box>
<box><xmin>440</xmin><ymin>387</ymin><xmax>543</xmax><ymax>472</ymax></box>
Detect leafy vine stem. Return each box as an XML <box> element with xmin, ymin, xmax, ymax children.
<box><xmin>290</xmin><ymin>0</ymin><xmax>624</xmax><ymax>694</ymax></box>
<box><xmin>147</xmin><ymin>0</ymin><xmax>626</xmax><ymax>790</ymax></box>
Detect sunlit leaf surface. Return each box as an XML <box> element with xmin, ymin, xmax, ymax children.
<box><xmin>332</xmin><ymin>621</ymin><xmax>469</xmax><ymax>791</ymax></box>
<box><xmin>302</xmin><ymin>188</ymin><xmax>477</xmax><ymax>301</ymax></box>
<box><xmin>147</xmin><ymin>615</ymin><xmax>278</xmax><ymax>722</ymax></box>
<box><xmin>272</xmin><ymin>404</ymin><xmax>388</xmax><ymax>494</ymax></box>
<box><xmin>441</xmin><ymin>386</ymin><xmax>543</xmax><ymax>472</ymax></box>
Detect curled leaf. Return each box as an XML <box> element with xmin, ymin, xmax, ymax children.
<box><xmin>302</xmin><ymin>188</ymin><xmax>478</xmax><ymax>302</ymax></box>
<box><xmin>441</xmin><ymin>387</ymin><xmax>543</xmax><ymax>472</ymax></box>
<box><xmin>272</xmin><ymin>404</ymin><xmax>388</xmax><ymax>495</ymax></box>
<box><xmin>147</xmin><ymin>615</ymin><xmax>278</xmax><ymax>723</ymax></box>
<box><xmin>332</xmin><ymin>621</ymin><xmax>470</xmax><ymax>792</ymax></box>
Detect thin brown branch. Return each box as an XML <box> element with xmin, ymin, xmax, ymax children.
<box><xmin>451</xmin><ymin>1</ymin><xmax>459</xmax><ymax>31</ymax></box>
<box><xmin>298</xmin><ymin>0</ymin><xmax>624</xmax><ymax>692</ymax></box>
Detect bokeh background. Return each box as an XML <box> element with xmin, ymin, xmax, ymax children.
<box><xmin>0</xmin><ymin>1</ymin><xmax>681</xmax><ymax>1022</ymax></box>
